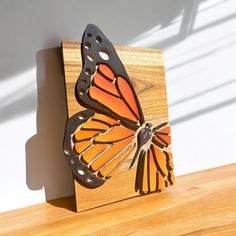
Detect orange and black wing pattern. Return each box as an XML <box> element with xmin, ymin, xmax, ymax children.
<box><xmin>75</xmin><ymin>24</ymin><xmax>144</xmax><ymax>130</ymax></box>
<box><xmin>63</xmin><ymin>24</ymin><xmax>175</xmax><ymax>193</ymax></box>
<box><xmin>135</xmin><ymin>122</ymin><xmax>175</xmax><ymax>194</ymax></box>
<box><xmin>64</xmin><ymin>110</ymin><xmax>136</xmax><ymax>188</ymax></box>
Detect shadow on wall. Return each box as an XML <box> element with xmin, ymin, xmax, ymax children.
<box><xmin>1</xmin><ymin>0</ymin><xmax>228</xmax><ymax>124</ymax></box>
<box><xmin>0</xmin><ymin>0</ymin><xmax>208</xmax><ymax>123</ymax></box>
<box><xmin>25</xmin><ymin>48</ymin><xmax>73</xmax><ymax>200</ymax></box>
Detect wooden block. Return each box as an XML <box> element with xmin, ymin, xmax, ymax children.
<box><xmin>62</xmin><ymin>40</ymin><xmax>170</xmax><ymax>212</ymax></box>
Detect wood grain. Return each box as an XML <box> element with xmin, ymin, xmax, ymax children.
<box><xmin>62</xmin><ymin>41</ymin><xmax>170</xmax><ymax>212</ymax></box>
<box><xmin>1</xmin><ymin>164</ymin><xmax>236</xmax><ymax>236</ymax></box>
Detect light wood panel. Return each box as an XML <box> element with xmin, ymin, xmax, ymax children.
<box><xmin>62</xmin><ymin>41</ymin><xmax>170</xmax><ymax>211</ymax></box>
<box><xmin>1</xmin><ymin>164</ymin><xmax>236</xmax><ymax>235</ymax></box>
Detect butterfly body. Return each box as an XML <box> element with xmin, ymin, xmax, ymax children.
<box><xmin>63</xmin><ymin>24</ymin><xmax>175</xmax><ymax>194</ymax></box>
<box><xmin>138</xmin><ymin>123</ymin><xmax>153</xmax><ymax>147</ymax></box>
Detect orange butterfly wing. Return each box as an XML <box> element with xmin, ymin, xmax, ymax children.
<box><xmin>75</xmin><ymin>24</ymin><xmax>144</xmax><ymax>130</ymax></box>
<box><xmin>64</xmin><ymin>110</ymin><xmax>136</xmax><ymax>188</ymax></box>
<box><xmin>135</xmin><ymin>123</ymin><xmax>175</xmax><ymax>194</ymax></box>
<box><xmin>89</xmin><ymin>64</ymin><xmax>141</xmax><ymax>123</ymax></box>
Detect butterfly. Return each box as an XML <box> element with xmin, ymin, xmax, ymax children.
<box><xmin>63</xmin><ymin>24</ymin><xmax>175</xmax><ymax>194</ymax></box>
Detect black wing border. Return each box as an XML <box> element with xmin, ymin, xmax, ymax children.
<box><xmin>75</xmin><ymin>24</ymin><xmax>145</xmax><ymax>131</ymax></box>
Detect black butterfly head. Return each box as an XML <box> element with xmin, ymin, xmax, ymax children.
<box><xmin>145</xmin><ymin>122</ymin><xmax>152</xmax><ymax>129</ymax></box>
<box><xmin>137</xmin><ymin>123</ymin><xmax>153</xmax><ymax>148</ymax></box>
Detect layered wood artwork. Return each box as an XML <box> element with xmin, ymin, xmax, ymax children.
<box><xmin>62</xmin><ymin>24</ymin><xmax>174</xmax><ymax>212</ymax></box>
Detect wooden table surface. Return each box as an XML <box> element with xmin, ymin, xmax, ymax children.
<box><xmin>1</xmin><ymin>164</ymin><xmax>236</xmax><ymax>236</ymax></box>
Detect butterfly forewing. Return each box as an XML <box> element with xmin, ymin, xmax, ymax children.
<box><xmin>75</xmin><ymin>24</ymin><xmax>145</xmax><ymax>129</ymax></box>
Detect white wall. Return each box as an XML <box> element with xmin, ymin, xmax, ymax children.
<box><xmin>0</xmin><ymin>0</ymin><xmax>235</xmax><ymax>212</ymax></box>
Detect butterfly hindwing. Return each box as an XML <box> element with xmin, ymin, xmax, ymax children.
<box><xmin>64</xmin><ymin>110</ymin><xmax>136</xmax><ymax>188</ymax></box>
<box><xmin>135</xmin><ymin>123</ymin><xmax>175</xmax><ymax>194</ymax></box>
<box><xmin>64</xmin><ymin>110</ymin><xmax>104</xmax><ymax>188</ymax></box>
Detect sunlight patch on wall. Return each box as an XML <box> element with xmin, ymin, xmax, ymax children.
<box><xmin>127</xmin><ymin>15</ymin><xmax>183</xmax><ymax>48</ymax></box>
<box><xmin>0</xmin><ymin>67</ymin><xmax>37</xmax><ymax>111</ymax></box>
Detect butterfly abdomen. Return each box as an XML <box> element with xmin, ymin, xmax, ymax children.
<box><xmin>129</xmin><ymin>123</ymin><xmax>153</xmax><ymax>169</ymax></box>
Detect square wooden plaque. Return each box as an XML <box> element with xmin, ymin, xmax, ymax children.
<box><xmin>62</xmin><ymin>41</ymin><xmax>170</xmax><ymax>212</ymax></box>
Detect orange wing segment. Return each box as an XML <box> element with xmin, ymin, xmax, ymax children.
<box><xmin>158</xmin><ymin>126</ymin><xmax>170</xmax><ymax>134</ymax></box>
<box><xmin>93</xmin><ymin>73</ymin><xmax>119</xmax><ymax>97</ymax></box>
<box><xmin>89</xmin><ymin>86</ymin><xmax>138</xmax><ymax>123</ymax></box>
<box><xmin>87</xmin><ymin>64</ymin><xmax>142</xmax><ymax>124</ymax></box>
<box><xmin>92</xmin><ymin>113</ymin><xmax>118</xmax><ymax>126</ymax></box>
<box><xmin>142</xmin><ymin>152</ymin><xmax>149</xmax><ymax>193</ymax></box>
<box><xmin>153</xmin><ymin>123</ymin><xmax>171</xmax><ymax>148</ymax></box>
<box><xmin>117</xmin><ymin>76</ymin><xmax>140</xmax><ymax>119</ymax></box>
<box><xmin>98</xmin><ymin>64</ymin><xmax>115</xmax><ymax>81</ymax></box>
<box><xmin>74</xmin><ymin>130</ymin><xmax>99</xmax><ymax>142</ymax></box>
<box><xmin>152</xmin><ymin>145</ymin><xmax>169</xmax><ymax>176</ymax></box>
<box><xmin>157</xmin><ymin>172</ymin><xmax>166</xmax><ymax>190</ymax></box>
<box><xmin>94</xmin><ymin>126</ymin><xmax>135</xmax><ymax>143</ymax></box>
<box><xmin>74</xmin><ymin>141</ymin><xmax>91</xmax><ymax>154</ymax></box>
<box><xmin>98</xmin><ymin>144</ymin><xmax>133</xmax><ymax>178</ymax></box>
<box><xmin>158</xmin><ymin>135</ymin><xmax>171</xmax><ymax>145</ymax></box>
<box><xmin>81</xmin><ymin>144</ymin><xmax>109</xmax><ymax>164</ymax></box>
<box><xmin>152</xmin><ymin>144</ymin><xmax>175</xmax><ymax>188</ymax></box>
<box><xmin>153</xmin><ymin>136</ymin><xmax>167</xmax><ymax>148</ymax></box>
<box><xmin>149</xmin><ymin>150</ymin><xmax>157</xmax><ymax>192</ymax></box>
<box><xmin>81</xmin><ymin>120</ymin><xmax>109</xmax><ymax>131</ymax></box>
<box><xmin>90</xmin><ymin>137</ymin><xmax>133</xmax><ymax>172</ymax></box>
